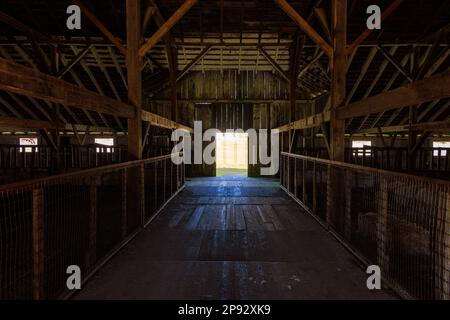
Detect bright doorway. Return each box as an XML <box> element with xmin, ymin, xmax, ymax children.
<box><xmin>216</xmin><ymin>132</ymin><xmax>248</xmax><ymax>177</ymax></box>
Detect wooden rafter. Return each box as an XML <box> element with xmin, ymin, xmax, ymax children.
<box><xmin>354</xmin><ymin>46</ymin><xmax>400</xmax><ymax>130</ymax></box>
<box><xmin>177</xmin><ymin>46</ymin><xmax>212</xmax><ymax>82</ymax></box>
<box><xmin>258</xmin><ymin>46</ymin><xmax>290</xmax><ymax>82</ymax></box>
<box><xmin>275</xmin><ymin>0</ymin><xmax>332</xmax><ymax>57</ymax></box>
<box><xmin>90</xmin><ymin>46</ymin><xmax>125</xmax><ymax>131</ymax></box>
<box><xmin>139</xmin><ymin>0</ymin><xmax>198</xmax><ymax>58</ymax></box>
<box><xmin>346</xmin><ymin>0</ymin><xmax>404</xmax><ymax>56</ymax></box>
<box><xmin>73</xmin><ymin>0</ymin><xmax>127</xmax><ymax>56</ymax></box>
<box><xmin>70</xmin><ymin>45</ymin><xmax>112</xmax><ymax>128</ymax></box>
<box><xmin>376</xmin><ymin>45</ymin><xmax>413</xmax><ymax>82</ymax></box>
<box><xmin>346</xmin><ymin>47</ymin><xmax>378</xmax><ymax>104</ymax></box>
<box><xmin>0</xmin><ymin>10</ymin><xmax>58</xmax><ymax>47</ymax></box>
<box><xmin>0</xmin><ymin>116</ymin><xmax>114</xmax><ymax>133</ymax></box>
<box><xmin>338</xmin><ymin>70</ymin><xmax>450</xmax><ymax>120</ymax></box>
<box><xmin>356</xmin><ymin>119</ymin><xmax>450</xmax><ymax>134</ymax></box>
<box><xmin>57</xmin><ymin>45</ymin><xmax>92</xmax><ymax>79</ymax></box>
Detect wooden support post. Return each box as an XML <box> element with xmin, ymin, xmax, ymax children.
<box><xmin>127</xmin><ymin>0</ymin><xmax>142</xmax><ymax>161</ymax></box>
<box><xmin>275</xmin><ymin>0</ymin><xmax>332</xmax><ymax>57</ymax></box>
<box><xmin>169</xmin><ymin>46</ymin><xmax>178</xmax><ymax>123</ymax></box>
<box><xmin>289</xmin><ymin>34</ymin><xmax>302</xmax><ymax>150</ymax></box>
<box><xmin>377</xmin><ymin>176</ymin><xmax>390</xmax><ymax>273</ymax></box>
<box><xmin>126</xmin><ymin>0</ymin><xmax>144</xmax><ymax>230</ymax></box>
<box><xmin>139</xmin><ymin>0</ymin><xmax>198</xmax><ymax>57</ymax></box>
<box><xmin>32</xmin><ymin>188</ymin><xmax>45</xmax><ymax>300</ymax></box>
<box><xmin>330</xmin><ymin>0</ymin><xmax>347</xmax><ymax>162</ymax></box>
<box><xmin>326</xmin><ymin>0</ymin><xmax>347</xmax><ymax>230</ymax></box>
<box><xmin>88</xmin><ymin>177</ymin><xmax>97</xmax><ymax>267</ymax></box>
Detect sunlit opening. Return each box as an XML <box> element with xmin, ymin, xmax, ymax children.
<box><xmin>216</xmin><ymin>132</ymin><xmax>248</xmax><ymax>177</ymax></box>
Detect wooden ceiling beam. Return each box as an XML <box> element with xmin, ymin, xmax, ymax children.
<box><xmin>0</xmin><ymin>116</ymin><xmax>113</xmax><ymax>132</ymax></box>
<box><xmin>338</xmin><ymin>70</ymin><xmax>450</xmax><ymax>120</ymax></box>
<box><xmin>356</xmin><ymin>119</ymin><xmax>450</xmax><ymax>135</ymax></box>
<box><xmin>0</xmin><ymin>58</ymin><xmax>193</xmax><ymax>132</ymax></box>
<box><xmin>142</xmin><ymin>110</ymin><xmax>192</xmax><ymax>132</ymax></box>
<box><xmin>0</xmin><ymin>57</ymin><xmax>134</xmax><ymax>118</ymax></box>
<box><xmin>275</xmin><ymin>111</ymin><xmax>331</xmax><ymax>133</ymax></box>
<box><xmin>139</xmin><ymin>0</ymin><xmax>198</xmax><ymax>57</ymax></box>
<box><xmin>275</xmin><ymin>0</ymin><xmax>332</xmax><ymax>57</ymax></box>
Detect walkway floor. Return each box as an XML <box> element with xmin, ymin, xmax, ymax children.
<box><xmin>75</xmin><ymin>177</ymin><xmax>395</xmax><ymax>300</ymax></box>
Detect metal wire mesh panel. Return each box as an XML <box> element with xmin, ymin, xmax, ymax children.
<box><xmin>0</xmin><ymin>189</ymin><xmax>33</xmax><ymax>299</ymax></box>
<box><xmin>144</xmin><ymin>162</ymin><xmax>158</xmax><ymax>221</ymax></box>
<box><xmin>349</xmin><ymin>172</ymin><xmax>380</xmax><ymax>263</ymax></box>
<box><xmin>0</xmin><ymin>153</ymin><xmax>185</xmax><ymax>299</ymax></box>
<box><xmin>280</xmin><ymin>152</ymin><xmax>450</xmax><ymax>300</ymax></box>
<box><xmin>42</xmin><ymin>178</ymin><xmax>91</xmax><ymax>298</ymax></box>
<box><xmin>96</xmin><ymin>171</ymin><xmax>124</xmax><ymax>259</ymax></box>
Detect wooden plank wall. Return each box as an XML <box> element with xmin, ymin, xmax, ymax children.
<box><xmin>147</xmin><ymin>69</ymin><xmax>317</xmax><ymax>177</ymax></box>
<box><xmin>159</xmin><ymin>70</ymin><xmax>297</xmax><ymax>101</ymax></box>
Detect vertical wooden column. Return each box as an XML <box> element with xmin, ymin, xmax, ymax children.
<box><xmin>126</xmin><ymin>0</ymin><xmax>144</xmax><ymax>229</ymax></box>
<box><xmin>169</xmin><ymin>46</ymin><xmax>178</xmax><ymax>123</ymax></box>
<box><xmin>330</xmin><ymin>0</ymin><xmax>347</xmax><ymax>162</ymax></box>
<box><xmin>127</xmin><ymin>0</ymin><xmax>142</xmax><ymax>161</ymax></box>
<box><xmin>50</xmin><ymin>47</ymin><xmax>61</xmax><ymax>173</ymax></box>
<box><xmin>32</xmin><ymin>188</ymin><xmax>45</xmax><ymax>300</ymax></box>
<box><xmin>326</xmin><ymin>0</ymin><xmax>347</xmax><ymax>230</ymax></box>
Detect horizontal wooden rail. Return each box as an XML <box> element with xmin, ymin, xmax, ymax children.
<box><xmin>281</xmin><ymin>152</ymin><xmax>450</xmax><ymax>186</ymax></box>
<box><xmin>275</xmin><ymin>111</ymin><xmax>331</xmax><ymax>132</ymax></box>
<box><xmin>0</xmin><ymin>153</ymin><xmax>178</xmax><ymax>191</ymax></box>
<box><xmin>0</xmin><ymin>58</ymin><xmax>193</xmax><ymax>132</ymax></box>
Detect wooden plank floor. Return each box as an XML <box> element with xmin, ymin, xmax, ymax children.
<box><xmin>75</xmin><ymin>177</ymin><xmax>395</xmax><ymax>300</ymax></box>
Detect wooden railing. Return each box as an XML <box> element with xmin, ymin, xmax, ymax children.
<box><xmin>280</xmin><ymin>152</ymin><xmax>450</xmax><ymax>300</ymax></box>
<box><xmin>0</xmin><ymin>153</ymin><xmax>185</xmax><ymax>299</ymax></box>
<box><xmin>0</xmin><ymin>145</ymin><xmax>126</xmax><ymax>170</ymax></box>
<box><xmin>294</xmin><ymin>147</ymin><xmax>450</xmax><ymax>177</ymax></box>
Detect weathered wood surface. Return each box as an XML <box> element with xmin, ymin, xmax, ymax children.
<box><xmin>75</xmin><ymin>177</ymin><xmax>395</xmax><ymax>299</ymax></box>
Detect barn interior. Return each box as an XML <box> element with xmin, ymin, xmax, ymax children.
<box><xmin>0</xmin><ymin>0</ymin><xmax>449</xmax><ymax>300</ymax></box>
